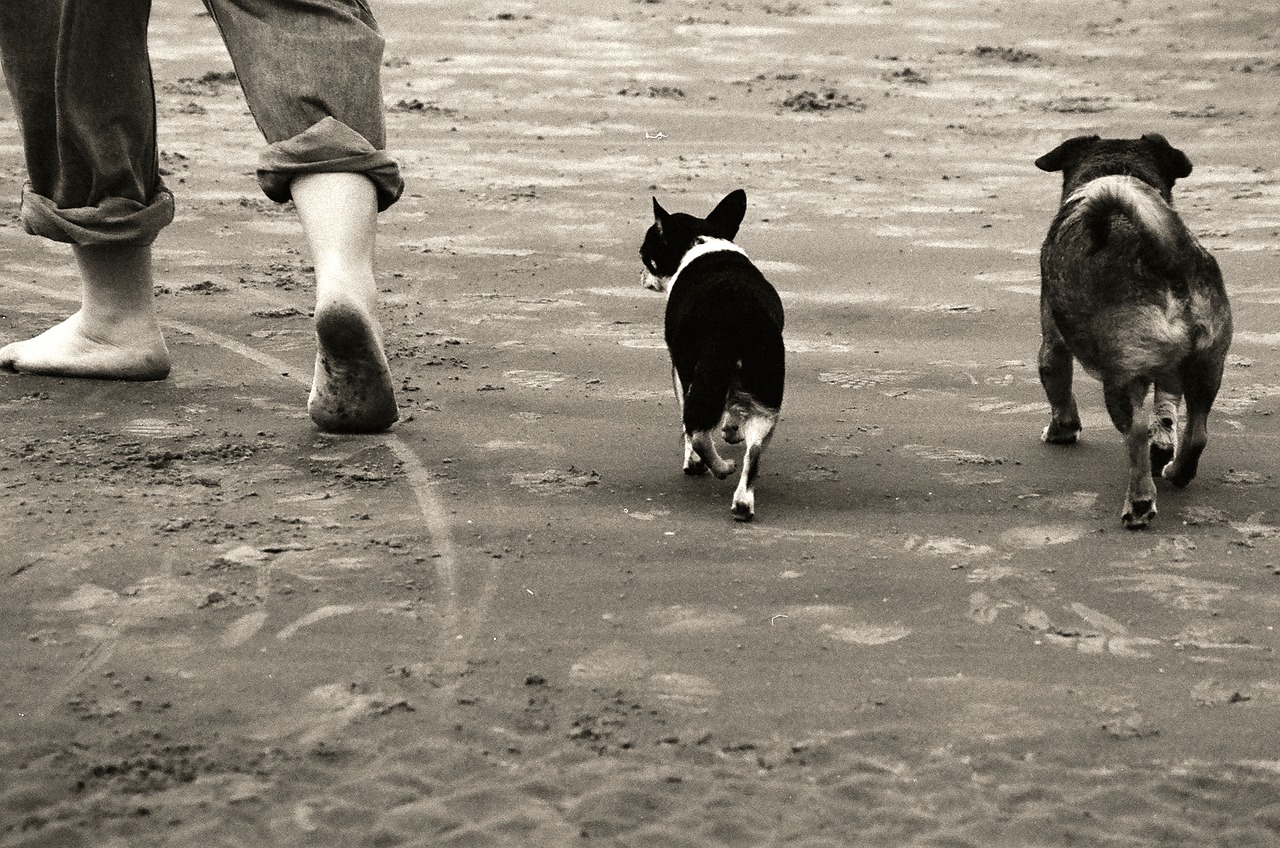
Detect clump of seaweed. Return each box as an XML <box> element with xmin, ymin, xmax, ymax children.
<box><xmin>970</xmin><ymin>45</ymin><xmax>1043</xmax><ymax>64</ymax></box>
<box><xmin>780</xmin><ymin>88</ymin><xmax>866</xmax><ymax>112</ymax></box>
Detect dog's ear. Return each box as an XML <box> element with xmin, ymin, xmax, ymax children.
<box><xmin>1035</xmin><ymin>135</ymin><xmax>1100</xmax><ymax>173</ymax></box>
<box><xmin>706</xmin><ymin>189</ymin><xmax>747</xmax><ymax>240</ymax></box>
<box><xmin>1141</xmin><ymin>133</ymin><xmax>1193</xmax><ymax>182</ymax></box>
<box><xmin>652</xmin><ymin>197</ymin><xmax>671</xmax><ymax>236</ymax></box>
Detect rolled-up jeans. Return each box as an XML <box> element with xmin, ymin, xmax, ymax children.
<box><xmin>0</xmin><ymin>0</ymin><xmax>403</xmax><ymax>246</ymax></box>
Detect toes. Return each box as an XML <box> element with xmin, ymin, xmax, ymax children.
<box><xmin>683</xmin><ymin>460</ymin><xmax>708</xmax><ymax>476</ymax></box>
<box><xmin>0</xmin><ymin>342</ymin><xmax>19</xmax><ymax>372</ymax></box>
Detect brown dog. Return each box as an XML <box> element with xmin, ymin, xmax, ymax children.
<box><xmin>1035</xmin><ymin>133</ymin><xmax>1232</xmax><ymax>529</ymax></box>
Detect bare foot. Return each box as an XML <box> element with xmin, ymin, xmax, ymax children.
<box><xmin>307</xmin><ymin>301</ymin><xmax>398</xmax><ymax>433</ymax></box>
<box><xmin>0</xmin><ymin>310</ymin><xmax>171</xmax><ymax>381</ymax></box>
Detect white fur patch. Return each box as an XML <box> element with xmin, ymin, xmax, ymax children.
<box><xmin>1064</xmin><ymin>175</ymin><xmax>1179</xmax><ymax>253</ymax></box>
<box><xmin>641</xmin><ymin>268</ymin><xmax>669</xmax><ymax>292</ymax></box>
<box><xmin>665</xmin><ymin>237</ymin><xmax>749</xmax><ymax>298</ymax></box>
<box><xmin>1113</xmin><ymin>302</ymin><xmax>1193</xmax><ymax>378</ymax></box>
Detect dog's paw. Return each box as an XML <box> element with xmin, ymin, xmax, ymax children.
<box><xmin>1161</xmin><ymin>462</ymin><xmax>1195</xmax><ymax>488</ymax></box>
<box><xmin>732</xmin><ymin>491</ymin><xmax>755</xmax><ymax>522</ymax></box>
<box><xmin>1041</xmin><ymin>422</ymin><xmax>1081</xmax><ymax>445</ymax></box>
<box><xmin>1150</xmin><ymin>443</ymin><xmax>1175</xmax><ymax>476</ymax></box>
<box><xmin>1122</xmin><ymin>499</ymin><xmax>1156</xmax><ymax>530</ymax></box>
<box><xmin>683</xmin><ymin>458</ymin><xmax>708</xmax><ymax>476</ymax></box>
<box><xmin>1149</xmin><ymin>421</ymin><xmax>1176</xmax><ymax>474</ymax></box>
<box><xmin>710</xmin><ymin>459</ymin><xmax>737</xmax><ymax>480</ymax></box>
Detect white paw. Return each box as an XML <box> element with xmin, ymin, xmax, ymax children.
<box><xmin>711</xmin><ymin>459</ymin><xmax>737</xmax><ymax>480</ymax></box>
<box><xmin>1041</xmin><ymin>423</ymin><xmax>1080</xmax><ymax>445</ymax></box>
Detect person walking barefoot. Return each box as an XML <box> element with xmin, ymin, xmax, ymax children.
<box><xmin>0</xmin><ymin>0</ymin><xmax>403</xmax><ymax>433</ymax></box>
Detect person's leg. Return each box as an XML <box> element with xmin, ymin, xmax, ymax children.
<box><xmin>205</xmin><ymin>0</ymin><xmax>402</xmax><ymax>431</ymax></box>
<box><xmin>291</xmin><ymin>172</ymin><xmax>397</xmax><ymax>433</ymax></box>
<box><xmin>0</xmin><ymin>0</ymin><xmax>172</xmax><ymax>380</ymax></box>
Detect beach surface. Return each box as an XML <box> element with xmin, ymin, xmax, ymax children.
<box><xmin>3</xmin><ymin>0</ymin><xmax>1280</xmax><ymax>845</ymax></box>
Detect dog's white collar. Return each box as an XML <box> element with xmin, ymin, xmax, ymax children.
<box><xmin>667</xmin><ymin>237</ymin><xmax>748</xmax><ymax>296</ymax></box>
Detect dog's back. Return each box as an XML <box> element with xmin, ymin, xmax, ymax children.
<box><xmin>1041</xmin><ymin>174</ymin><xmax>1230</xmax><ymax>382</ymax></box>
<box><xmin>665</xmin><ymin>244</ymin><xmax>785</xmax><ymax>431</ymax></box>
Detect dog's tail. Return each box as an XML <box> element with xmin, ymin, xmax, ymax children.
<box><xmin>682</xmin><ymin>337</ymin><xmax>737</xmax><ymax>435</ymax></box>
<box><xmin>1064</xmin><ymin>175</ymin><xmax>1182</xmax><ymax>256</ymax></box>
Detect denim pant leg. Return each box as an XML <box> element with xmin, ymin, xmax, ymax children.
<box><xmin>0</xmin><ymin>0</ymin><xmax>174</xmax><ymax>245</ymax></box>
<box><xmin>204</xmin><ymin>0</ymin><xmax>404</xmax><ymax>211</ymax></box>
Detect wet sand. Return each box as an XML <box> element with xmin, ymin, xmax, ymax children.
<box><xmin>3</xmin><ymin>0</ymin><xmax>1280</xmax><ymax>845</ymax></box>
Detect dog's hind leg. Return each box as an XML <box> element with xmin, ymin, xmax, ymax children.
<box><xmin>1038</xmin><ymin>315</ymin><xmax>1082</xmax><ymax>444</ymax></box>
<box><xmin>683</xmin><ymin>347</ymin><xmax>737</xmax><ymax>479</ymax></box>
<box><xmin>1105</xmin><ymin>377</ymin><xmax>1157</xmax><ymax>529</ymax></box>
<box><xmin>730</xmin><ymin>406</ymin><xmax>778</xmax><ymax>521</ymax></box>
<box><xmin>682</xmin><ymin>434</ymin><xmax>707</xmax><ymax>475</ymax></box>
<box><xmin>1150</xmin><ymin>386</ymin><xmax>1180</xmax><ymax>474</ymax></box>
<box><xmin>1163</xmin><ymin>355</ymin><xmax>1224</xmax><ymax>488</ymax></box>
<box><xmin>672</xmin><ymin>366</ymin><xmax>707</xmax><ymax>475</ymax></box>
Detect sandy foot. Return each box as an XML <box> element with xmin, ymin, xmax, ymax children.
<box><xmin>0</xmin><ymin>310</ymin><xmax>171</xmax><ymax>381</ymax></box>
<box><xmin>307</xmin><ymin>301</ymin><xmax>399</xmax><ymax>433</ymax></box>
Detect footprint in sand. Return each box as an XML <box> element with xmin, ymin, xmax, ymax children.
<box><xmin>905</xmin><ymin>536</ymin><xmax>995</xmax><ymax>559</ymax></box>
<box><xmin>504</xmin><ymin>369</ymin><xmax>569</xmax><ymax>390</ymax></box>
<box><xmin>569</xmin><ymin>642</ymin><xmax>719</xmax><ymax>708</ymax></box>
<box><xmin>647</xmin><ymin>605</ymin><xmax>747</xmax><ymax>635</ymax></box>
<box><xmin>511</xmin><ymin>468</ymin><xmax>601</xmax><ymax>495</ymax></box>
<box><xmin>782</xmin><ymin>605</ymin><xmax>912</xmax><ymax>646</ymax></box>
<box><xmin>121</xmin><ymin>418</ymin><xmax>199</xmax><ymax>439</ymax></box>
<box><xmin>998</xmin><ymin>524</ymin><xmax>1088</xmax><ymax>549</ymax></box>
<box><xmin>971</xmin><ymin>593</ymin><xmax>1162</xmax><ymax>658</ymax></box>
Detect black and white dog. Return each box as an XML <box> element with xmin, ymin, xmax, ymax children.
<box><xmin>1035</xmin><ymin>133</ymin><xmax>1233</xmax><ymax>529</ymax></box>
<box><xmin>640</xmin><ymin>189</ymin><xmax>785</xmax><ymax>521</ymax></box>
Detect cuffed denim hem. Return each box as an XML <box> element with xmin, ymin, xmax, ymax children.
<box><xmin>257</xmin><ymin>117</ymin><xmax>403</xmax><ymax>212</ymax></box>
<box><xmin>19</xmin><ymin>182</ymin><xmax>175</xmax><ymax>246</ymax></box>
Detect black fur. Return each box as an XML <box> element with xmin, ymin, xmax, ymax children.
<box><xmin>665</xmin><ymin>250</ymin><xmax>785</xmax><ymax>433</ymax></box>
